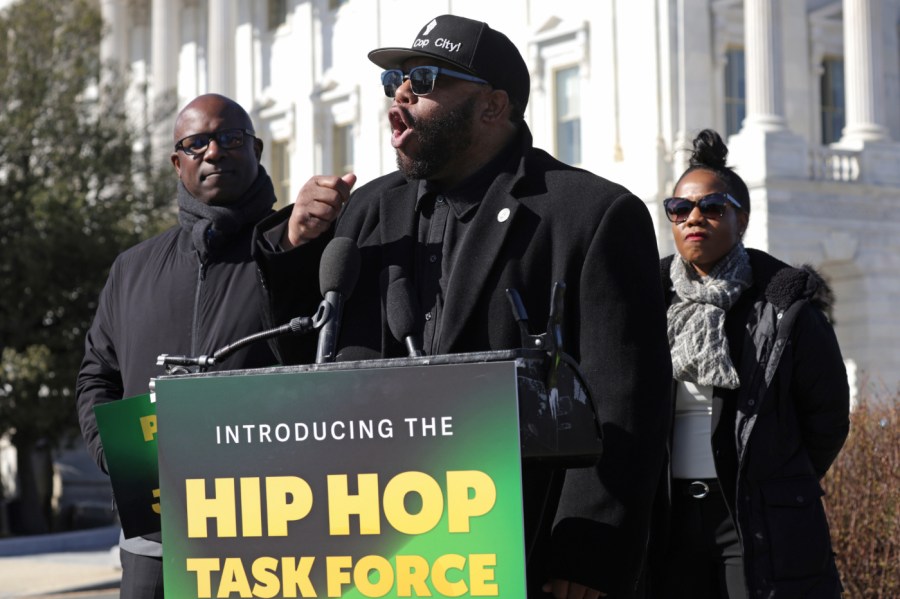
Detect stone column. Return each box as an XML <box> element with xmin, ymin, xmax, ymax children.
<box><xmin>674</xmin><ymin>0</ymin><xmax>716</xmax><ymax>174</ymax></box>
<box><xmin>149</xmin><ymin>0</ymin><xmax>180</xmax><ymax>161</ymax></box>
<box><xmin>741</xmin><ymin>0</ymin><xmax>787</xmax><ymax>132</ymax></box>
<box><xmin>727</xmin><ymin>1</ymin><xmax>808</xmax><ymax>188</ymax></box>
<box><xmin>99</xmin><ymin>0</ymin><xmax>128</xmax><ymax>75</ymax></box>
<box><xmin>840</xmin><ymin>0</ymin><xmax>889</xmax><ymax>143</ymax></box>
<box><xmin>177</xmin><ymin>0</ymin><xmax>202</xmax><ymax>100</ymax></box>
<box><xmin>151</xmin><ymin>0</ymin><xmax>178</xmax><ymax>99</ymax></box>
<box><xmin>207</xmin><ymin>0</ymin><xmax>235</xmax><ymax>95</ymax></box>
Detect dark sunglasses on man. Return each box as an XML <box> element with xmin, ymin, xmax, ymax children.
<box><xmin>380</xmin><ymin>66</ymin><xmax>488</xmax><ymax>98</ymax></box>
<box><xmin>174</xmin><ymin>128</ymin><xmax>256</xmax><ymax>156</ymax></box>
<box><xmin>663</xmin><ymin>192</ymin><xmax>743</xmax><ymax>224</ymax></box>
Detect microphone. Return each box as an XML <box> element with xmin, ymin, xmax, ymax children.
<box><xmin>385</xmin><ymin>266</ymin><xmax>424</xmax><ymax>357</ymax></box>
<box><xmin>315</xmin><ymin>237</ymin><xmax>361</xmax><ymax>363</ymax></box>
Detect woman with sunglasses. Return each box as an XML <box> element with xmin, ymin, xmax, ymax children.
<box><xmin>649</xmin><ymin>129</ymin><xmax>849</xmax><ymax>598</ymax></box>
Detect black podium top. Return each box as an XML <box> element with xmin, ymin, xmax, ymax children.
<box><xmin>154</xmin><ymin>348</ymin><xmax>602</xmax><ymax>466</ymax></box>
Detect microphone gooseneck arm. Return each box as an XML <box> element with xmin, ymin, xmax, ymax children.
<box><xmin>212</xmin><ymin>300</ymin><xmax>331</xmax><ymax>363</ymax></box>
<box><xmin>157</xmin><ymin>301</ymin><xmax>331</xmax><ymax>372</ymax></box>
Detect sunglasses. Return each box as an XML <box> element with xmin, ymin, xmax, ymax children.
<box><xmin>380</xmin><ymin>66</ymin><xmax>488</xmax><ymax>98</ymax></box>
<box><xmin>175</xmin><ymin>128</ymin><xmax>256</xmax><ymax>156</ymax></box>
<box><xmin>663</xmin><ymin>192</ymin><xmax>743</xmax><ymax>223</ymax></box>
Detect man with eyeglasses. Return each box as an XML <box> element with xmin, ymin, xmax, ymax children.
<box><xmin>255</xmin><ymin>15</ymin><xmax>671</xmax><ymax>599</ymax></box>
<box><xmin>76</xmin><ymin>93</ymin><xmax>293</xmax><ymax>598</ymax></box>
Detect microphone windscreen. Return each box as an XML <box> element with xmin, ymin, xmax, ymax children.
<box><xmin>386</xmin><ymin>267</ymin><xmax>417</xmax><ymax>341</ymax></box>
<box><xmin>319</xmin><ymin>237</ymin><xmax>361</xmax><ymax>297</ymax></box>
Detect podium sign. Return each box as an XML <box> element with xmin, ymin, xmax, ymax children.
<box><xmin>93</xmin><ymin>393</ymin><xmax>161</xmax><ymax>537</ymax></box>
<box><xmin>155</xmin><ymin>361</ymin><xmax>527</xmax><ymax>598</ymax></box>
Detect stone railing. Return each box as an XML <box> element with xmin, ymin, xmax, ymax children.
<box><xmin>809</xmin><ymin>146</ymin><xmax>861</xmax><ymax>182</ymax></box>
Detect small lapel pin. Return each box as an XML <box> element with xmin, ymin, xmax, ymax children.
<box><xmin>497</xmin><ymin>208</ymin><xmax>511</xmax><ymax>223</ymax></box>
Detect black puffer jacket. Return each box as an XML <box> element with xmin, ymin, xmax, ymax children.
<box><xmin>657</xmin><ymin>249</ymin><xmax>850</xmax><ymax>598</ymax></box>
<box><xmin>76</xmin><ymin>223</ymin><xmax>277</xmax><ymax>470</ymax></box>
<box><xmin>75</xmin><ymin>215</ymin><xmax>277</xmax><ymax>554</ymax></box>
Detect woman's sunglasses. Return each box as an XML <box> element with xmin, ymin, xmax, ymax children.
<box><xmin>380</xmin><ymin>66</ymin><xmax>488</xmax><ymax>98</ymax></box>
<box><xmin>663</xmin><ymin>192</ymin><xmax>743</xmax><ymax>224</ymax></box>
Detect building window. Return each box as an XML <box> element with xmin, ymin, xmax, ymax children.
<box><xmin>724</xmin><ymin>47</ymin><xmax>746</xmax><ymax>137</ymax></box>
<box><xmin>332</xmin><ymin>123</ymin><xmax>354</xmax><ymax>175</ymax></box>
<box><xmin>820</xmin><ymin>57</ymin><xmax>846</xmax><ymax>145</ymax></box>
<box><xmin>268</xmin><ymin>0</ymin><xmax>287</xmax><ymax>31</ymax></box>
<box><xmin>271</xmin><ymin>140</ymin><xmax>291</xmax><ymax>207</ymax></box>
<box><xmin>555</xmin><ymin>66</ymin><xmax>581</xmax><ymax>165</ymax></box>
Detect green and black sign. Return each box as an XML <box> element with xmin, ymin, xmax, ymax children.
<box><xmin>93</xmin><ymin>392</ymin><xmax>160</xmax><ymax>538</ymax></box>
<box><xmin>154</xmin><ymin>361</ymin><xmax>527</xmax><ymax>598</ymax></box>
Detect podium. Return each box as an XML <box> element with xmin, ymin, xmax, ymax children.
<box><xmin>154</xmin><ymin>347</ymin><xmax>603</xmax><ymax>457</ymax></box>
<box><xmin>101</xmin><ymin>348</ymin><xmax>602</xmax><ymax>597</ymax></box>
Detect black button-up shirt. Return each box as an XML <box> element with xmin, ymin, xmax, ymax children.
<box><xmin>413</xmin><ymin>143</ymin><xmax>516</xmax><ymax>353</ymax></box>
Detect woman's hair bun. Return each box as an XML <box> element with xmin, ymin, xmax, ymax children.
<box><xmin>675</xmin><ymin>128</ymin><xmax>751</xmax><ymax>214</ymax></box>
<box><xmin>689</xmin><ymin>129</ymin><xmax>728</xmax><ymax>170</ymax></box>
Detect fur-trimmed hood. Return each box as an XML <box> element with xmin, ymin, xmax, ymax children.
<box><xmin>747</xmin><ymin>249</ymin><xmax>836</xmax><ymax>323</ymax></box>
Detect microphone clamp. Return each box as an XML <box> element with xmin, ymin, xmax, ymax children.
<box><xmin>309</xmin><ymin>299</ymin><xmax>332</xmax><ymax>331</ymax></box>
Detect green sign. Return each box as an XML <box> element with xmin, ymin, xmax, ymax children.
<box><xmin>93</xmin><ymin>393</ymin><xmax>161</xmax><ymax>538</ymax></box>
<box><xmin>155</xmin><ymin>361</ymin><xmax>526</xmax><ymax>598</ymax></box>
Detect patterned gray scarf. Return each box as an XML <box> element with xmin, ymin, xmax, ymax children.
<box><xmin>668</xmin><ymin>243</ymin><xmax>753</xmax><ymax>389</ymax></box>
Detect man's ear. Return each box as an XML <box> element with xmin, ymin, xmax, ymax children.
<box><xmin>254</xmin><ymin>137</ymin><xmax>264</xmax><ymax>161</ymax></box>
<box><xmin>481</xmin><ymin>89</ymin><xmax>510</xmax><ymax>123</ymax></box>
<box><xmin>170</xmin><ymin>152</ymin><xmax>182</xmax><ymax>177</ymax></box>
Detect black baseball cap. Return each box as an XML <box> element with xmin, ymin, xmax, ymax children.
<box><xmin>368</xmin><ymin>14</ymin><xmax>530</xmax><ymax>110</ymax></box>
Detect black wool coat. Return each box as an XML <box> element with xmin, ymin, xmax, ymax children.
<box><xmin>254</xmin><ymin>126</ymin><xmax>673</xmax><ymax>597</ymax></box>
<box><xmin>656</xmin><ymin>249</ymin><xmax>850</xmax><ymax>597</ymax></box>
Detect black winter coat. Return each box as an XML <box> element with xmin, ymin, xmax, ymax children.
<box><xmin>254</xmin><ymin>126</ymin><xmax>673</xmax><ymax>597</ymax></box>
<box><xmin>76</xmin><ymin>220</ymin><xmax>277</xmax><ymax>551</ymax></box>
<box><xmin>657</xmin><ymin>249</ymin><xmax>850</xmax><ymax>598</ymax></box>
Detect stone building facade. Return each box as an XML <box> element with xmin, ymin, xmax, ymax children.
<box><xmin>95</xmin><ymin>0</ymin><xmax>900</xmax><ymax>397</ymax></box>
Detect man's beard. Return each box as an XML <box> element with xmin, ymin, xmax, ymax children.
<box><xmin>395</xmin><ymin>97</ymin><xmax>476</xmax><ymax>180</ymax></box>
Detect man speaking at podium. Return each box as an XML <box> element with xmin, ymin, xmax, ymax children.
<box><xmin>254</xmin><ymin>15</ymin><xmax>671</xmax><ymax>599</ymax></box>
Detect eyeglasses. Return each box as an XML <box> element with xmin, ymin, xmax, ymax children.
<box><xmin>663</xmin><ymin>192</ymin><xmax>742</xmax><ymax>224</ymax></box>
<box><xmin>174</xmin><ymin>128</ymin><xmax>256</xmax><ymax>156</ymax></box>
<box><xmin>380</xmin><ymin>66</ymin><xmax>488</xmax><ymax>98</ymax></box>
